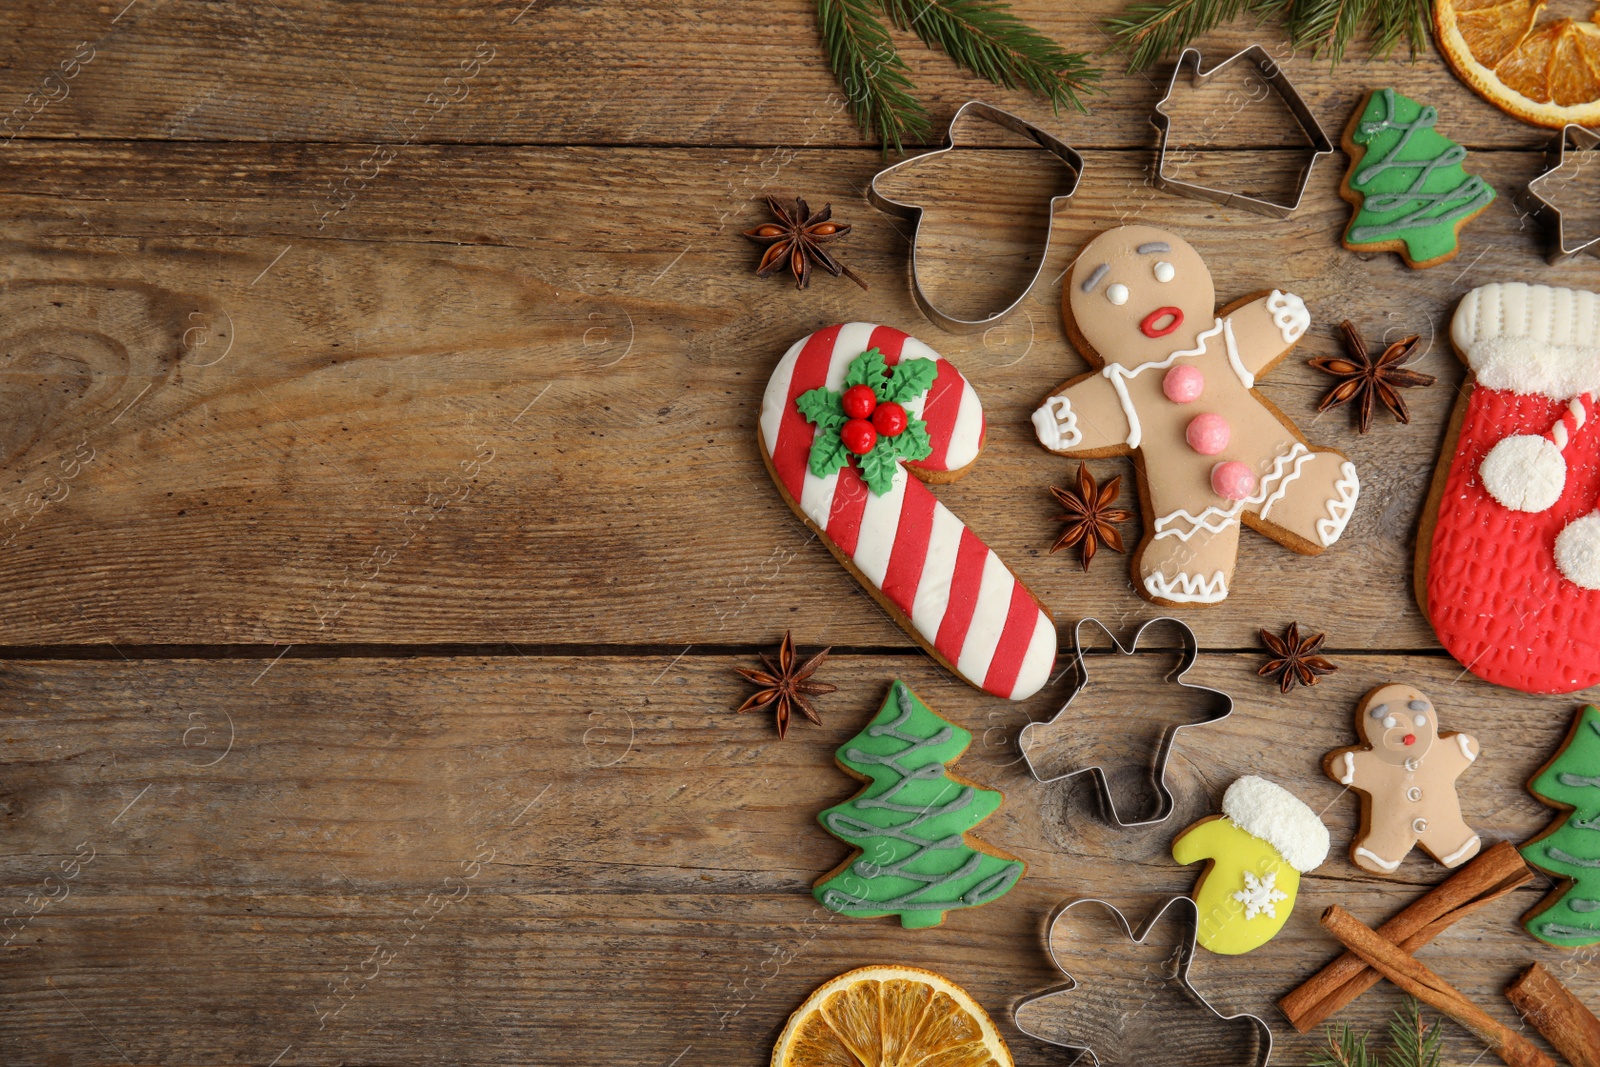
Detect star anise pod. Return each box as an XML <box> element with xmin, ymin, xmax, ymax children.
<box><xmin>743</xmin><ymin>195</ymin><xmax>868</xmax><ymax>292</ymax></box>
<box><xmin>1048</xmin><ymin>464</ymin><xmax>1133</xmax><ymax>572</ymax></box>
<box><xmin>1309</xmin><ymin>322</ymin><xmax>1437</xmax><ymax>434</ymax></box>
<box><xmin>734</xmin><ymin>630</ymin><xmax>837</xmax><ymax>739</ymax></box>
<box><xmin>1257</xmin><ymin>622</ymin><xmax>1338</xmax><ymax>693</ymax></box>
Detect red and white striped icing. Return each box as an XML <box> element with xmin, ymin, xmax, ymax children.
<box><xmin>760</xmin><ymin>322</ymin><xmax>1056</xmax><ymax>701</ymax></box>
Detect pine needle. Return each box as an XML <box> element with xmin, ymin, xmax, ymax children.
<box><xmin>1383</xmin><ymin>999</ymin><xmax>1444</xmax><ymax>1067</ymax></box>
<box><xmin>1311</xmin><ymin>1023</ymin><xmax>1377</xmax><ymax>1067</ymax></box>
<box><xmin>881</xmin><ymin>0</ymin><xmax>1101</xmax><ymax>113</ymax></box>
<box><xmin>815</xmin><ymin>0</ymin><xmax>931</xmax><ymax>155</ymax></box>
<box><xmin>1106</xmin><ymin>0</ymin><xmax>1430</xmax><ymax>71</ymax></box>
<box><xmin>1105</xmin><ymin>0</ymin><xmax>1288</xmax><ymax>73</ymax></box>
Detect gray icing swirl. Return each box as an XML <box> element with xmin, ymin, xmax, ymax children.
<box><xmin>1080</xmin><ymin>263</ymin><xmax>1110</xmax><ymax>293</ymax></box>
<box><xmin>818</xmin><ymin>684</ymin><xmax>1021</xmax><ymax>916</ymax></box>
<box><xmin>1549</xmin><ymin>847</ymin><xmax>1600</xmax><ymax>868</ymax></box>
<box><xmin>1136</xmin><ymin>241</ymin><xmax>1171</xmax><ymax>254</ymax></box>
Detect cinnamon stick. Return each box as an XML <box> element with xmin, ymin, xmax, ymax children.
<box><xmin>1505</xmin><ymin>962</ymin><xmax>1600</xmax><ymax>1067</ymax></box>
<box><xmin>1280</xmin><ymin>840</ymin><xmax>1532</xmax><ymax>1032</ymax></box>
<box><xmin>1321</xmin><ymin>906</ymin><xmax>1556</xmax><ymax>1067</ymax></box>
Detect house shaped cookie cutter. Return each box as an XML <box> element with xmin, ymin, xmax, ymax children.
<box><xmin>867</xmin><ymin>100</ymin><xmax>1084</xmax><ymax>334</ymax></box>
<box><xmin>1528</xmin><ymin>123</ymin><xmax>1600</xmax><ymax>263</ymax></box>
<box><xmin>1151</xmin><ymin>45</ymin><xmax>1333</xmax><ymax>219</ymax></box>
<box><xmin>1019</xmin><ymin>617</ymin><xmax>1232</xmax><ymax>827</ymax></box>
<box><xmin>1013</xmin><ymin>896</ymin><xmax>1274</xmax><ymax>1067</ymax></box>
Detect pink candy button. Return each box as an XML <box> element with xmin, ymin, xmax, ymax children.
<box><xmin>1163</xmin><ymin>364</ymin><xmax>1204</xmax><ymax>403</ymax></box>
<box><xmin>1211</xmin><ymin>461</ymin><xmax>1256</xmax><ymax>501</ymax></box>
<box><xmin>1185</xmin><ymin>412</ymin><xmax>1230</xmax><ymax>455</ymax></box>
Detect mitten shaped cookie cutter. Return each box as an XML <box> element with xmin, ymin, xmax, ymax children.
<box><xmin>1528</xmin><ymin>123</ymin><xmax>1600</xmax><ymax>263</ymax></box>
<box><xmin>867</xmin><ymin>100</ymin><xmax>1084</xmax><ymax>334</ymax></box>
<box><xmin>1019</xmin><ymin>617</ymin><xmax>1232</xmax><ymax>827</ymax></box>
<box><xmin>1152</xmin><ymin>45</ymin><xmax>1333</xmax><ymax>219</ymax></box>
<box><xmin>1013</xmin><ymin>896</ymin><xmax>1274</xmax><ymax>1067</ymax></box>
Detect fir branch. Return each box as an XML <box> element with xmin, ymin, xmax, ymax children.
<box><xmin>1383</xmin><ymin>999</ymin><xmax>1444</xmax><ymax>1067</ymax></box>
<box><xmin>881</xmin><ymin>0</ymin><xmax>1101</xmax><ymax>113</ymax></box>
<box><xmin>815</xmin><ymin>0</ymin><xmax>930</xmax><ymax>154</ymax></box>
<box><xmin>1104</xmin><ymin>0</ymin><xmax>1288</xmax><ymax>73</ymax></box>
<box><xmin>1288</xmin><ymin>0</ymin><xmax>1378</xmax><ymax>64</ymax></box>
<box><xmin>1311</xmin><ymin>1023</ymin><xmax>1376</xmax><ymax>1067</ymax></box>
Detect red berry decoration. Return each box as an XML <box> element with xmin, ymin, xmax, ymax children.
<box><xmin>871</xmin><ymin>401</ymin><xmax>907</xmax><ymax>437</ymax></box>
<box><xmin>841</xmin><ymin>419</ymin><xmax>878</xmax><ymax>456</ymax></box>
<box><xmin>842</xmin><ymin>384</ymin><xmax>878</xmax><ymax>420</ymax></box>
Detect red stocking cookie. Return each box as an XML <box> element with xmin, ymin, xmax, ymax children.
<box><xmin>1031</xmin><ymin>225</ymin><xmax>1359</xmax><ymax>606</ymax></box>
<box><xmin>1323</xmin><ymin>683</ymin><xmax>1482</xmax><ymax>874</ymax></box>
<box><xmin>760</xmin><ymin>323</ymin><xmax>1056</xmax><ymax>700</ymax></box>
<box><xmin>1418</xmin><ymin>282</ymin><xmax>1600</xmax><ymax>693</ymax></box>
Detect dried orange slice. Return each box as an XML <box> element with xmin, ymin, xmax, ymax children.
<box><xmin>771</xmin><ymin>965</ymin><xmax>1013</xmax><ymax>1067</ymax></box>
<box><xmin>1435</xmin><ymin>0</ymin><xmax>1600</xmax><ymax>127</ymax></box>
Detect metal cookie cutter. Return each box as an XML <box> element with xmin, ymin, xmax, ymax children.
<box><xmin>1013</xmin><ymin>896</ymin><xmax>1274</xmax><ymax>1067</ymax></box>
<box><xmin>1528</xmin><ymin>123</ymin><xmax>1600</xmax><ymax>263</ymax></box>
<box><xmin>867</xmin><ymin>100</ymin><xmax>1084</xmax><ymax>334</ymax></box>
<box><xmin>1151</xmin><ymin>45</ymin><xmax>1333</xmax><ymax>219</ymax></box>
<box><xmin>1019</xmin><ymin>617</ymin><xmax>1232</xmax><ymax>827</ymax></box>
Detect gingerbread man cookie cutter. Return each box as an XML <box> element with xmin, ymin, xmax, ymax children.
<box><xmin>1019</xmin><ymin>617</ymin><xmax>1233</xmax><ymax>827</ymax></box>
<box><xmin>1013</xmin><ymin>895</ymin><xmax>1274</xmax><ymax>1067</ymax></box>
<box><xmin>1528</xmin><ymin>123</ymin><xmax>1600</xmax><ymax>263</ymax></box>
<box><xmin>1152</xmin><ymin>45</ymin><xmax>1333</xmax><ymax>219</ymax></box>
<box><xmin>867</xmin><ymin>100</ymin><xmax>1084</xmax><ymax>334</ymax></box>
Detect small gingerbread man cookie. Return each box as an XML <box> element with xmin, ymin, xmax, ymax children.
<box><xmin>1323</xmin><ymin>683</ymin><xmax>1482</xmax><ymax>874</ymax></box>
<box><xmin>1032</xmin><ymin>225</ymin><xmax>1359</xmax><ymax>606</ymax></box>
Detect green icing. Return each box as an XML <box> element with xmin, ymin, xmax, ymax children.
<box><xmin>795</xmin><ymin>348</ymin><xmax>936</xmax><ymax>495</ymax></box>
<box><xmin>1345</xmin><ymin>88</ymin><xmax>1495</xmax><ymax>264</ymax></box>
<box><xmin>1521</xmin><ymin>706</ymin><xmax>1600</xmax><ymax>948</ymax></box>
<box><xmin>814</xmin><ymin>680</ymin><xmax>1023</xmax><ymax>928</ymax></box>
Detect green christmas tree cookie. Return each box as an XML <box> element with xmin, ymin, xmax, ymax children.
<box><xmin>814</xmin><ymin>680</ymin><xmax>1024</xmax><ymax>928</ymax></box>
<box><xmin>1340</xmin><ymin>87</ymin><xmax>1496</xmax><ymax>269</ymax></box>
<box><xmin>1521</xmin><ymin>705</ymin><xmax>1600</xmax><ymax>949</ymax></box>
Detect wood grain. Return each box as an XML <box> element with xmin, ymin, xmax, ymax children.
<box><xmin>0</xmin><ymin>652</ymin><xmax>1592</xmax><ymax>1065</ymax></box>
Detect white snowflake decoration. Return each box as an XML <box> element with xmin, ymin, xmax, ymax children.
<box><xmin>1232</xmin><ymin>870</ymin><xmax>1288</xmax><ymax>920</ymax></box>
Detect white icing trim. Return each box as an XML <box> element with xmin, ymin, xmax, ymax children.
<box><xmin>1154</xmin><ymin>443</ymin><xmax>1312</xmax><ymax>541</ymax></box>
<box><xmin>1102</xmin><ymin>318</ymin><xmax>1228</xmax><ymax>448</ymax></box>
<box><xmin>1339</xmin><ymin>751</ymin><xmax>1355</xmax><ymax>785</ymax></box>
<box><xmin>1355</xmin><ymin>846</ymin><xmax>1402</xmax><ymax>871</ymax></box>
<box><xmin>1222</xmin><ymin>775</ymin><xmax>1330</xmax><ymax>873</ymax></box>
<box><xmin>1440</xmin><ymin>835</ymin><xmax>1481</xmax><ymax>866</ymax></box>
<box><xmin>1267</xmin><ymin>290</ymin><xmax>1309</xmax><ymax>346</ymax></box>
<box><xmin>1104</xmin><ymin>366</ymin><xmax>1141</xmax><ymax>448</ymax></box>
<box><xmin>1143</xmin><ymin>569</ymin><xmax>1228</xmax><ymax>604</ymax></box>
<box><xmin>1457</xmin><ymin>734</ymin><xmax>1475</xmax><ymax>761</ymax></box>
<box><xmin>1316</xmin><ymin>462</ymin><xmax>1360</xmax><ymax>546</ymax></box>
<box><xmin>1222</xmin><ymin>317</ymin><xmax>1255</xmax><ymax>389</ymax></box>
<box><xmin>1031</xmin><ymin>394</ymin><xmax>1082</xmax><ymax>450</ymax></box>
<box><xmin>1452</xmin><ymin>283</ymin><xmax>1600</xmax><ymax>399</ymax></box>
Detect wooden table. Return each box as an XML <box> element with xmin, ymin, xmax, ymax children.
<box><xmin>1</xmin><ymin>2</ymin><xmax>1596</xmax><ymax>1063</ymax></box>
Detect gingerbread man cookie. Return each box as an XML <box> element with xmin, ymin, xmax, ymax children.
<box><xmin>1323</xmin><ymin>683</ymin><xmax>1482</xmax><ymax>874</ymax></box>
<box><xmin>1031</xmin><ymin>225</ymin><xmax>1360</xmax><ymax>606</ymax></box>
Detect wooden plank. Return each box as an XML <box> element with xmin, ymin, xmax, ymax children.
<box><xmin>0</xmin><ymin>0</ymin><xmax>1569</xmax><ymax>150</ymax></box>
<box><xmin>3</xmin><ymin>141</ymin><xmax>1596</xmax><ymax>649</ymax></box>
<box><xmin>0</xmin><ymin>652</ymin><xmax>1588</xmax><ymax>1064</ymax></box>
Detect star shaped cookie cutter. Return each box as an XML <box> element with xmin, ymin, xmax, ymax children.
<box><xmin>867</xmin><ymin>100</ymin><xmax>1084</xmax><ymax>334</ymax></box>
<box><xmin>1013</xmin><ymin>896</ymin><xmax>1274</xmax><ymax>1067</ymax></box>
<box><xmin>1528</xmin><ymin>123</ymin><xmax>1600</xmax><ymax>263</ymax></box>
<box><xmin>1019</xmin><ymin>617</ymin><xmax>1232</xmax><ymax>827</ymax></box>
<box><xmin>1151</xmin><ymin>45</ymin><xmax>1333</xmax><ymax>219</ymax></box>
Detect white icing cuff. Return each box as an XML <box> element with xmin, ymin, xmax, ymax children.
<box><xmin>1222</xmin><ymin>775</ymin><xmax>1330</xmax><ymax>873</ymax></box>
<box><xmin>1480</xmin><ymin>435</ymin><xmax>1566</xmax><ymax>512</ymax></box>
<box><xmin>1031</xmin><ymin>394</ymin><xmax>1082</xmax><ymax>451</ymax></box>
<box><xmin>1555</xmin><ymin>512</ymin><xmax>1600</xmax><ymax>590</ymax></box>
<box><xmin>1452</xmin><ymin>283</ymin><xmax>1600</xmax><ymax>399</ymax></box>
<box><xmin>1355</xmin><ymin>846</ymin><xmax>1402</xmax><ymax>872</ymax></box>
<box><xmin>1441</xmin><ymin>835</ymin><xmax>1481</xmax><ymax>866</ymax></box>
<box><xmin>1316</xmin><ymin>461</ymin><xmax>1359</xmax><ymax>547</ymax></box>
<box><xmin>1457</xmin><ymin>734</ymin><xmax>1476</xmax><ymax>761</ymax></box>
<box><xmin>1268</xmin><ymin>290</ymin><xmax>1310</xmax><ymax>345</ymax></box>
<box><xmin>1339</xmin><ymin>751</ymin><xmax>1355</xmax><ymax>785</ymax></box>
<box><xmin>1143</xmin><ymin>569</ymin><xmax>1228</xmax><ymax>604</ymax></box>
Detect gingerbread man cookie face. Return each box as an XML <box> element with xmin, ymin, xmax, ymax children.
<box><xmin>1035</xmin><ymin>224</ymin><xmax>1360</xmax><ymax>607</ymax></box>
<box><xmin>1068</xmin><ymin>226</ymin><xmax>1217</xmax><ymax>370</ymax></box>
<box><xmin>1324</xmin><ymin>683</ymin><xmax>1482</xmax><ymax>875</ymax></box>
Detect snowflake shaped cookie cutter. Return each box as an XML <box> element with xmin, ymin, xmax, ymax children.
<box><xmin>1013</xmin><ymin>896</ymin><xmax>1274</xmax><ymax>1067</ymax></box>
<box><xmin>1528</xmin><ymin>123</ymin><xmax>1600</xmax><ymax>263</ymax></box>
<box><xmin>867</xmin><ymin>100</ymin><xmax>1084</xmax><ymax>334</ymax></box>
<box><xmin>1233</xmin><ymin>870</ymin><xmax>1288</xmax><ymax>920</ymax></box>
<box><xmin>1019</xmin><ymin>617</ymin><xmax>1234</xmax><ymax>827</ymax></box>
<box><xmin>1151</xmin><ymin>45</ymin><xmax>1334</xmax><ymax>219</ymax></box>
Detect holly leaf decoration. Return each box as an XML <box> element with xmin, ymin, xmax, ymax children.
<box><xmin>844</xmin><ymin>347</ymin><xmax>889</xmax><ymax>393</ymax></box>
<box><xmin>858</xmin><ymin>438</ymin><xmax>903</xmax><ymax>494</ymax></box>
<box><xmin>808</xmin><ymin>425</ymin><xmax>852</xmax><ymax>478</ymax></box>
<box><xmin>895</xmin><ymin>416</ymin><xmax>932</xmax><ymax>462</ymax></box>
<box><xmin>797</xmin><ymin>386</ymin><xmax>847</xmax><ymax>433</ymax></box>
<box><xmin>882</xmin><ymin>357</ymin><xmax>938</xmax><ymax>404</ymax></box>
